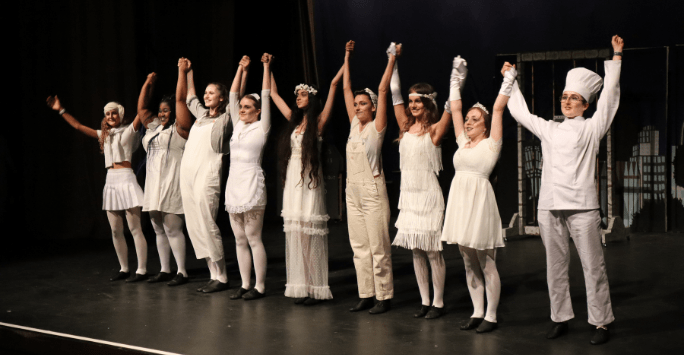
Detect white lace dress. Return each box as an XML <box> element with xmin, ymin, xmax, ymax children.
<box><xmin>282</xmin><ymin>130</ymin><xmax>332</xmax><ymax>299</ymax></box>
<box><xmin>393</xmin><ymin>132</ymin><xmax>444</xmax><ymax>251</ymax></box>
<box><xmin>441</xmin><ymin>132</ymin><xmax>504</xmax><ymax>250</ymax></box>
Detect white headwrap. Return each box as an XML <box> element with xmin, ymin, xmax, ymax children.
<box><xmin>363</xmin><ymin>88</ymin><xmax>378</xmax><ymax>107</ymax></box>
<box><xmin>409</xmin><ymin>92</ymin><xmax>437</xmax><ymax>106</ymax></box>
<box><xmin>294</xmin><ymin>84</ymin><xmax>317</xmax><ymax>96</ymax></box>
<box><xmin>563</xmin><ymin>67</ymin><xmax>603</xmax><ymax>103</ymax></box>
<box><xmin>247</xmin><ymin>93</ymin><xmax>261</xmax><ymax>102</ymax></box>
<box><xmin>471</xmin><ymin>102</ymin><xmax>489</xmax><ymax>115</ymax></box>
<box><xmin>103</xmin><ymin>102</ymin><xmax>125</xmax><ymax>119</ymax></box>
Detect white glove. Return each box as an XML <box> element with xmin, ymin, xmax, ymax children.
<box><xmin>499</xmin><ymin>66</ymin><xmax>518</xmax><ymax>97</ymax></box>
<box><xmin>449</xmin><ymin>55</ymin><xmax>468</xmax><ymax>101</ymax></box>
<box><xmin>390</xmin><ymin>61</ymin><xmax>404</xmax><ymax>106</ymax></box>
<box><xmin>444</xmin><ymin>100</ymin><xmax>452</xmax><ymax>114</ymax></box>
<box><xmin>386</xmin><ymin>42</ymin><xmax>397</xmax><ymax>58</ymax></box>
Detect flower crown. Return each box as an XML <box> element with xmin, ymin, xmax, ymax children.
<box><xmin>409</xmin><ymin>92</ymin><xmax>438</xmax><ymax>105</ymax></box>
<box><xmin>363</xmin><ymin>88</ymin><xmax>378</xmax><ymax>107</ymax></box>
<box><xmin>294</xmin><ymin>84</ymin><xmax>317</xmax><ymax>96</ymax></box>
<box><xmin>472</xmin><ymin>102</ymin><xmax>489</xmax><ymax>115</ymax></box>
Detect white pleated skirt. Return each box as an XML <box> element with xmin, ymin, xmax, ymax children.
<box><xmin>102</xmin><ymin>168</ymin><xmax>144</xmax><ymax>211</ymax></box>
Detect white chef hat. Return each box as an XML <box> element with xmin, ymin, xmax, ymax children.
<box><xmin>104</xmin><ymin>102</ymin><xmax>125</xmax><ymax>118</ymax></box>
<box><xmin>563</xmin><ymin>68</ymin><xmax>603</xmax><ymax>103</ymax></box>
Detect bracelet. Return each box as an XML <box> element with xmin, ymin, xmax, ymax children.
<box><xmin>613</xmin><ymin>51</ymin><xmax>623</xmax><ymax>57</ymax></box>
<box><xmin>58</xmin><ymin>108</ymin><xmax>66</xmax><ymax>115</ymax></box>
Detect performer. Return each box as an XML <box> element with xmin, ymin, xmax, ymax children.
<box><xmin>46</xmin><ymin>95</ymin><xmax>147</xmax><ymax>282</ymax></box>
<box><xmin>138</xmin><ymin>65</ymin><xmax>193</xmax><ymax>287</ymax></box>
<box><xmin>270</xmin><ymin>62</ymin><xmax>344</xmax><ymax>305</ymax></box>
<box><xmin>180</xmin><ymin>58</ymin><xmax>234</xmax><ymax>293</ymax></box>
<box><xmin>389</xmin><ymin>43</ymin><xmax>452</xmax><ymax>319</ymax></box>
<box><xmin>504</xmin><ymin>35</ymin><xmax>624</xmax><ymax>345</ymax></box>
<box><xmin>341</xmin><ymin>40</ymin><xmax>394</xmax><ymax>314</ymax></box>
<box><xmin>225</xmin><ymin>54</ymin><xmax>273</xmax><ymax>301</ymax></box>
<box><xmin>441</xmin><ymin>56</ymin><xmax>506</xmax><ymax>333</ymax></box>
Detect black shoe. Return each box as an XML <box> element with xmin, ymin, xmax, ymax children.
<box><xmin>147</xmin><ymin>272</ymin><xmax>173</xmax><ymax>283</ymax></box>
<box><xmin>167</xmin><ymin>273</ymin><xmax>189</xmax><ymax>287</ymax></box>
<box><xmin>230</xmin><ymin>288</ymin><xmax>250</xmax><ymax>300</ymax></box>
<box><xmin>349</xmin><ymin>298</ymin><xmax>374</xmax><ymax>312</ymax></box>
<box><xmin>202</xmin><ymin>280</ymin><xmax>230</xmax><ymax>293</ymax></box>
<box><xmin>546</xmin><ymin>321</ymin><xmax>568</xmax><ymax>339</ymax></box>
<box><xmin>303</xmin><ymin>298</ymin><xmax>322</xmax><ymax>306</ymax></box>
<box><xmin>414</xmin><ymin>305</ymin><xmax>431</xmax><ymax>318</ymax></box>
<box><xmin>590</xmin><ymin>326</ymin><xmax>610</xmax><ymax>345</ymax></box>
<box><xmin>125</xmin><ymin>273</ymin><xmax>148</xmax><ymax>283</ymax></box>
<box><xmin>460</xmin><ymin>317</ymin><xmax>484</xmax><ymax>330</ymax></box>
<box><xmin>425</xmin><ymin>306</ymin><xmax>446</xmax><ymax>319</ymax></box>
<box><xmin>110</xmin><ymin>271</ymin><xmax>130</xmax><ymax>281</ymax></box>
<box><xmin>476</xmin><ymin>320</ymin><xmax>497</xmax><ymax>333</ymax></box>
<box><xmin>369</xmin><ymin>300</ymin><xmax>391</xmax><ymax>315</ymax></box>
<box><xmin>294</xmin><ymin>297</ymin><xmax>308</xmax><ymax>305</ymax></box>
<box><xmin>242</xmin><ymin>288</ymin><xmax>265</xmax><ymax>301</ymax></box>
<box><xmin>197</xmin><ymin>280</ymin><xmax>214</xmax><ymax>292</ymax></box>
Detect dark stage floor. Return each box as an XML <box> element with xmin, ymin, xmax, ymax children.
<box><xmin>1</xmin><ymin>221</ymin><xmax>683</xmax><ymax>355</ymax></box>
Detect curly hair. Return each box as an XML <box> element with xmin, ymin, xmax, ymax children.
<box><xmin>279</xmin><ymin>86</ymin><xmax>323</xmax><ymax>189</ymax></box>
<box><xmin>98</xmin><ymin>103</ymin><xmax>132</xmax><ymax>154</ymax></box>
<box><xmin>159</xmin><ymin>95</ymin><xmax>176</xmax><ymax>130</ymax></box>
<box><xmin>397</xmin><ymin>83</ymin><xmax>439</xmax><ymax>141</ymax></box>
<box><xmin>207</xmin><ymin>82</ymin><xmax>229</xmax><ymax>117</ymax></box>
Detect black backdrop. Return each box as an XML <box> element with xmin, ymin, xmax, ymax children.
<box><xmin>6</xmin><ymin>0</ymin><xmax>684</xmax><ymax>248</ymax></box>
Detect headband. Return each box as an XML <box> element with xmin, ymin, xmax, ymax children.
<box><xmin>247</xmin><ymin>93</ymin><xmax>260</xmax><ymax>102</ymax></box>
<box><xmin>363</xmin><ymin>88</ymin><xmax>378</xmax><ymax>107</ymax></box>
<box><xmin>471</xmin><ymin>102</ymin><xmax>489</xmax><ymax>115</ymax></box>
<box><xmin>104</xmin><ymin>102</ymin><xmax>124</xmax><ymax>118</ymax></box>
<box><xmin>294</xmin><ymin>84</ymin><xmax>317</xmax><ymax>96</ymax></box>
<box><xmin>409</xmin><ymin>92</ymin><xmax>437</xmax><ymax>106</ymax></box>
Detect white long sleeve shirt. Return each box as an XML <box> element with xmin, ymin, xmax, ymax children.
<box><xmin>507</xmin><ymin>60</ymin><xmax>621</xmax><ymax>210</ymax></box>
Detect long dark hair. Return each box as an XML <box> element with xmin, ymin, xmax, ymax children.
<box><xmin>397</xmin><ymin>82</ymin><xmax>439</xmax><ymax>141</ymax></box>
<box><xmin>279</xmin><ymin>86</ymin><xmax>323</xmax><ymax>189</ymax></box>
<box><xmin>160</xmin><ymin>95</ymin><xmax>176</xmax><ymax>130</ymax></box>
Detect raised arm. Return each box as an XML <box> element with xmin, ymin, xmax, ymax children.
<box><xmin>230</xmin><ymin>56</ymin><xmax>250</xmax><ymax>126</ymax></box>
<box><xmin>260</xmin><ymin>53</ymin><xmax>272</xmax><ymax>133</ymax></box>
<box><xmin>175</xmin><ymin>58</ymin><xmax>193</xmax><ymax>139</ymax></box>
<box><xmin>448</xmin><ymin>56</ymin><xmax>468</xmax><ymax>138</ymax></box>
<box><xmin>270</xmin><ymin>72</ymin><xmax>292</xmax><ymax>120</ymax></box>
<box><xmin>46</xmin><ymin>96</ymin><xmax>98</xmax><ymax>139</ymax></box>
<box><xmin>240</xmin><ymin>57</ymin><xmax>250</xmax><ymax>98</ymax></box>
<box><xmin>490</xmin><ymin>95</ymin><xmax>508</xmax><ymax>142</ymax></box>
<box><xmin>318</xmin><ymin>65</ymin><xmax>344</xmax><ymax>132</ymax></box>
<box><xmin>137</xmin><ymin>72</ymin><xmax>157</xmax><ymax>129</ymax></box>
<box><xmin>375</xmin><ymin>49</ymin><xmax>396</xmax><ymax>132</ymax></box>
<box><xmin>589</xmin><ymin>35</ymin><xmax>624</xmax><ymax>137</ymax></box>
<box><xmin>187</xmin><ymin>63</ymin><xmax>197</xmax><ymax>98</ymax></box>
<box><xmin>389</xmin><ymin>43</ymin><xmax>408</xmax><ymax>130</ymax></box>
<box><xmin>429</xmin><ymin>108</ymin><xmax>453</xmax><ymax>146</ymax></box>
<box><xmin>342</xmin><ymin>40</ymin><xmax>356</xmax><ymax>123</ymax></box>
<box><xmin>503</xmin><ymin>62</ymin><xmax>552</xmax><ymax>140</ymax></box>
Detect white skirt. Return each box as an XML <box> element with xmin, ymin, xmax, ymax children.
<box><xmin>102</xmin><ymin>168</ymin><xmax>144</xmax><ymax>211</ymax></box>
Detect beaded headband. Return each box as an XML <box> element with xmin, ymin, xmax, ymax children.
<box><xmin>362</xmin><ymin>88</ymin><xmax>378</xmax><ymax>107</ymax></box>
<box><xmin>294</xmin><ymin>84</ymin><xmax>317</xmax><ymax>96</ymax></box>
<box><xmin>471</xmin><ymin>102</ymin><xmax>489</xmax><ymax>115</ymax></box>
<box><xmin>409</xmin><ymin>92</ymin><xmax>437</xmax><ymax>105</ymax></box>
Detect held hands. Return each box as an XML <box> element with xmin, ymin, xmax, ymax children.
<box><xmin>146</xmin><ymin>72</ymin><xmax>157</xmax><ymax>84</ymax></box>
<box><xmin>499</xmin><ymin>62</ymin><xmax>517</xmax><ymax>97</ymax></box>
<box><xmin>178</xmin><ymin>58</ymin><xmax>192</xmax><ymax>73</ymax></box>
<box><xmin>387</xmin><ymin>42</ymin><xmax>402</xmax><ymax>58</ymax></box>
<box><xmin>239</xmin><ymin>55</ymin><xmax>251</xmax><ymax>69</ymax></box>
<box><xmin>261</xmin><ymin>53</ymin><xmax>273</xmax><ymax>66</ymax></box>
<box><xmin>611</xmin><ymin>35</ymin><xmax>624</xmax><ymax>52</ymax></box>
<box><xmin>345</xmin><ymin>40</ymin><xmax>355</xmax><ymax>58</ymax></box>
<box><xmin>46</xmin><ymin>96</ymin><xmax>63</xmax><ymax>112</ymax></box>
<box><xmin>449</xmin><ymin>55</ymin><xmax>468</xmax><ymax>101</ymax></box>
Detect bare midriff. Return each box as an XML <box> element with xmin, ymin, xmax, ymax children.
<box><xmin>110</xmin><ymin>161</ymin><xmax>132</xmax><ymax>169</ymax></box>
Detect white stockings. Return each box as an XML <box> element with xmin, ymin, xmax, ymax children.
<box><xmin>149</xmin><ymin>211</ymin><xmax>187</xmax><ymax>277</ymax></box>
<box><xmin>413</xmin><ymin>249</ymin><xmax>446</xmax><ymax>308</ymax></box>
<box><xmin>459</xmin><ymin>246</ymin><xmax>500</xmax><ymax>323</ymax></box>
<box><xmin>106</xmin><ymin>207</ymin><xmax>147</xmax><ymax>274</ymax></box>
<box><xmin>229</xmin><ymin>210</ymin><xmax>267</xmax><ymax>292</ymax></box>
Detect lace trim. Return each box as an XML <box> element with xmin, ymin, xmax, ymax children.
<box><xmin>284</xmin><ymin>284</ymin><xmax>333</xmax><ymax>300</ymax></box>
<box><xmin>225</xmin><ymin>169</ymin><xmax>267</xmax><ymax>213</ymax></box>
<box><xmin>281</xmin><ymin>212</ymin><xmax>330</xmax><ymax>223</ymax></box>
<box><xmin>284</xmin><ymin>224</ymin><xmax>329</xmax><ymax>236</ymax></box>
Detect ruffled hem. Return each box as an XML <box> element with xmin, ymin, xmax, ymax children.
<box><xmin>225</xmin><ymin>167</ymin><xmax>267</xmax><ymax>213</ymax></box>
<box><xmin>281</xmin><ymin>212</ymin><xmax>330</xmax><ymax>223</ymax></box>
<box><xmin>285</xmin><ymin>284</ymin><xmax>333</xmax><ymax>300</ymax></box>
<box><xmin>441</xmin><ymin>239</ymin><xmax>505</xmax><ymax>250</ymax></box>
<box><xmin>284</xmin><ymin>224</ymin><xmax>329</xmax><ymax>236</ymax></box>
<box><xmin>226</xmin><ymin>204</ymin><xmax>266</xmax><ymax>214</ymax></box>
<box><xmin>392</xmin><ymin>231</ymin><xmax>443</xmax><ymax>251</ymax></box>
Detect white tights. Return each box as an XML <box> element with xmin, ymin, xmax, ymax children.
<box><xmin>229</xmin><ymin>210</ymin><xmax>267</xmax><ymax>292</ymax></box>
<box><xmin>206</xmin><ymin>257</ymin><xmax>228</xmax><ymax>283</ymax></box>
<box><xmin>106</xmin><ymin>207</ymin><xmax>147</xmax><ymax>274</ymax></box>
<box><xmin>149</xmin><ymin>211</ymin><xmax>187</xmax><ymax>277</ymax></box>
<box><xmin>413</xmin><ymin>249</ymin><xmax>446</xmax><ymax>308</ymax></box>
<box><xmin>459</xmin><ymin>246</ymin><xmax>501</xmax><ymax>323</ymax></box>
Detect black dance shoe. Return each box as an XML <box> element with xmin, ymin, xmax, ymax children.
<box><xmin>125</xmin><ymin>273</ymin><xmax>148</xmax><ymax>283</ymax></box>
<box><xmin>197</xmin><ymin>280</ymin><xmax>214</xmax><ymax>292</ymax></box>
<box><xmin>590</xmin><ymin>326</ymin><xmax>610</xmax><ymax>345</ymax></box>
<box><xmin>460</xmin><ymin>317</ymin><xmax>484</xmax><ymax>330</ymax></box>
<box><xmin>369</xmin><ymin>300</ymin><xmax>391</xmax><ymax>314</ymax></box>
<box><xmin>425</xmin><ymin>306</ymin><xmax>446</xmax><ymax>319</ymax></box>
<box><xmin>167</xmin><ymin>273</ymin><xmax>189</xmax><ymax>287</ymax></box>
<box><xmin>303</xmin><ymin>298</ymin><xmax>322</xmax><ymax>306</ymax></box>
<box><xmin>414</xmin><ymin>305</ymin><xmax>431</xmax><ymax>318</ymax></box>
<box><xmin>202</xmin><ymin>280</ymin><xmax>230</xmax><ymax>293</ymax></box>
<box><xmin>230</xmin><ymin>288</ymin><xmax>250</xmax><ymax>300</ymax></box>
<box><xmin>242</xmin><ymin>288</ymin><xmax>265</xmax><ymax>301</ymax></box>
<box><xmin>110</xmin><ymin>271</ymin><xmax>130</xmax><ymax>281</ymax></box>
<box><xmin>546</xmin><ymin>321</ymin><xmax>568</xmax><ymax>339</ymax></box>
<box><xmin>294</xmin><ymin>297</ymin><xmax>309</xmax><ymax>305</ymax></box>
<box><xmin>349</xmin><ymin>298</ymin><xmax>375</xmax><ymax>312</ymax></box>
<box><xmin>476</xmin><ymin>320</ymin><xmax>497</xmax><ymax>333</ymax></box>
<box><xmin>147</xmin><ymin>272</ymin><xmax>173</xmax><ymax>283</ymax></box>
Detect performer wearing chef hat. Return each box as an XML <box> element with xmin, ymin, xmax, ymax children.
<box><xmin>501</xmin><ymin>35</ymin><xmax>624</xmax><ymax>345</ymax></box>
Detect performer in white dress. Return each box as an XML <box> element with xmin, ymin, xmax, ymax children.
<box><xmin>138</xmin><ymin>64</ymin><xmax>193</xmax><ymax>287</ymax></box>
<box><xmin>225</xmin><ymin>54</ymin><xmax>272</xmax><ymax>301</ymax></box>
<box><xmin>341</xmin><ymin>40</ymin><xmax>394</xmax><ymax>314</ymax></box>
<box><xmin>441</xmin><ymin>56</ymin><xmax>507</xmax><ymax>333</ymax></box>
<box><xmin>180</xmin><ymin>58</ymin><xmax>234</xmax><ymax>293</ymax></box>
<box><xmin>504</xmin><ymin>35</ymin><xmax>624</xmax><ymax>345</ymax></box>
<box><xmin>270</xmin><ymin>62</ymin><xmax>343</xmax><ymax>305</ymax></box>
<box><xmin>389</xmin><ymin>43</ymin><xmax>453</xmax><ymax>319</ymax></box>
<box><xmin>46</xmin><ymin>96</ymin><xmax>147</xmax><ymax>282</ymax></box>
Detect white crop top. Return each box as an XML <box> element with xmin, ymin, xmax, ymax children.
<box><xmin>97</xmin><ymin>123</ymin><xmax>139</xmax><ymax>168</ymax></box>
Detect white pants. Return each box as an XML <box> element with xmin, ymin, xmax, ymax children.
<box><xmin>538</xmin><ymin>209</ymin><xmax>615</xmax><ymax>326</ymax></box>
